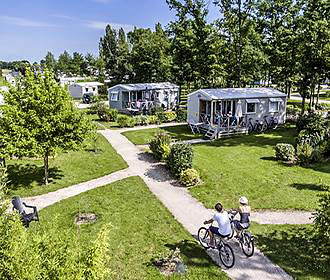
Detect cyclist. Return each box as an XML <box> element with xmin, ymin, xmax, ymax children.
<box><xmin>230</xmin><ymin>196</ymin><xmax>251</xmax><ymax>238</ymax></box>
<box><xmin>204</xmin><ymin>202</ymin><xmax>232</xmax><ymax>247</ymax></box>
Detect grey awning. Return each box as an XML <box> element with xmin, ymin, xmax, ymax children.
<box><xmin>269</xmin><ymin>98</ymin><xmax>283</xmax><ymax>102</ymax></box>
<box><xmin>246</xmin><ymin>99</ymin><xmax>260</xmax><ymax>103</ymax></box>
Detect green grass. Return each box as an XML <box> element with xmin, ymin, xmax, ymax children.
<box><xmin>189</xmin><ymin>126</ymin><xmax>330</xmax><ymax>210</ymax></box>
<box><xmin>0</xmin><ymin>76</ymin><xmax>8</xmax><ymax>87</ymax></box>
<box><xmin>251</xmin><ymin>223</ymin><xmax>329</xmax><ymax>280</ymax></box>
<box><xmin>122</xmin><ymin>125</ymin><xmax>203</xmax><ymax>145</ymax></box>
<box><xmin>36</xmin><ymin>176</ymin><xmax>229</xmax><ymax>280</ymax></box>
<box><xmin>86</xmin><ymin>112</ymin><xmax>127</xmax><ymax>130</ymax></box>
<box><xmin>7</xmin><ymin>134</ymin><xmax>128</xmax><ymax>197</ymax></box>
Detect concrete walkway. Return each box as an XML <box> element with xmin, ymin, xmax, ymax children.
<box><xmin>100</xmin><ymin>129</ymin><xmax>293</xmax><ymax>280</ymax></box>
<box><xmin>24</xmin><ymin>168</ymin><xmax>134</xmax><ymax>210</ymax></box>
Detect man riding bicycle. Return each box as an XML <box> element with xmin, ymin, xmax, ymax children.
<box><xmin>229</xmin><ymin>196</ymin><xmax>251</xmax><ymax>238</ymax></box>
<box><xmin>204</xmin><ymin>202</ymin><xmax>232</xmax><ymax>247</ymax></box>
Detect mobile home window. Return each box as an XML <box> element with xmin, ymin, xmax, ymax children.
<box><xmin>111</xmin><ymin>92</ymin><xmax>119</xmax><ymax>101</ymax></box>
<box><xmin>246</xmin><ymin>103</ymin><xmax>256</xmax><ymax>113</ymax></box>
<box><xmin>269</xmin><ymin>101</ymin><xmax>280</xmax><ymax>112</ymax></box>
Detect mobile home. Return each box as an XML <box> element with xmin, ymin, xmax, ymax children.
<box><xmin>187</xmin><ymin>88</ymin><xmax>287</xmax><ymax>139</ymax></box>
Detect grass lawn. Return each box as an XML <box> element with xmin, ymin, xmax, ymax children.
<box><xmin>36</xmin><ymin>176</ymin><xmax>229</xmax><ymax>280</ymax></box>
<box><xmin>189</xmin><ymin>126</ymin><xmax>330</xmax><ymax>210</ymax></box>
<box><xmin>7</xmin><ymin>134</ymin><xmax>128</xmax><ymax>197</ymax></box>
<box><xmin>251</xmin><ymin>223</ymin><xmax>329</xmax><ymax>280</ymax></box>
<box><xmin>86</xmin><ymin>112</ymin><xmax>127</xmax><ymax>130</ymax></box>
<box><xmin>122</xmin><ymin>124</ymin><xmax>202</xmax><ymax>145</ymax></box>
<box><xmin>0</xmin><ymin>76</ymin><xmax>8</xmax><ymax>86</ymax></box>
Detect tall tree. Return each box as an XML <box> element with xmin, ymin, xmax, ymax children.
<box><xmin>70</xmin><ymin>52</ymin><xmax>85</xmax><ymax>76</ymax></box>
<box><xmin>0</xmin><ymin>68</ymin><xmax>94</xmax><ymax>184</ymax></box>
<box><xmin>128</xmin><ymin>24</ymin><xmax>172</xmax><ymax>83</ymax></box>
<box><xmin>167</xmin><ymin>0</ymin><xmax>225</xmax><ymax>89</ymax></box>
<box><xmin>43</xmin><ymin>51</ymin><xmax>57</xmax><ymax>71</ymax></box>
<box><xmin>57</xmin><ymin>51</ymin><xmax>72</xmax><ymax>75</ymax></box>
<box><xmin>215</xmin><ymin>0</ymin><xmax>264</xmax><ymax>87</ymax></box>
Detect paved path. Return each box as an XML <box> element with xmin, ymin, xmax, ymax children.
<box><xmin>24</xmin><ymin>168</ymin><xmax>134</xmax><ymax>210</ymax></box>
<box><xmin>100</xmin><ymin>129</ymin><xmax>294</xmax><ymax>280</ymax></box>
<box><xmin>290</xmin><ymin>95</ymin><xmax>330</xmax><ymax>105</ymax></box>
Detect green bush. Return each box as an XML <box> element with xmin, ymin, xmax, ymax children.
<box><xmin>179</xmin><ymin>168</ymin><xmax>200</xmax><ymax>187</ymax></box>
<box><xmin>296</xmin><ymin>112</ymin><xmax>325</xmax><ymax>134</ymax></box>
<box><xmin>148</xmin><ymin>115</ymin><xmax>158</xmax><ymax>125</ymax></box>
<box><xmin>296</xmin><ymin>142</ymin><xmax>314</xmax><ymax>165</ymax></box>
<box><xmin>117</xmin><ymin>115</ymin><xmax>135</xmax><ymax>128</ymax></box>
<box><xmin>148</xmin><ymin>132</ymin><xmax>172</xmax><ymax>161</ymax></box>
<box><xmin>286</xmin><ymin>105</ymin><xmax>300</xmax><ymax>116</ymax></box>
<box><xmin>164</xmin><ymin>111</ymin><xmax>177</xmax><ymax>122</ymax></box>
<box><xmin>90</xmin><ymin>102</ymin><xmax>118</xmax><ymax>122</ymax></box>
<box><xmin>176</xmin><ymin>109</ymin><xmax>187</xmax><ymax>122</ymax></box>
<box><xmin>296</xmin><ymin>129</ymin><xmax>324</xmax><ymax>148</ymax></box>
<box><xmin>313</xmin><ymin>185</ymin><xmax>330</xmax><ymax>263</ymax></box>
<box><xmin>167</xmin><ymin>143</ymin><xmax>193</xmax><ymax>177</ymax></box>
<box><xmin>0</xmin><ymin>168</ymin><xmax>110</xmax><ymax>280</ymax></box>
<box><xmin>134</xmin><ymin>115</ymin><xmax>149</xmax><ymax>126</ymax></box>
<box><xmin>156</xmin><ymin>111</ymin><xmax>166</xmax><ymax>123</ymax></box>
<box><xmin>274</xmin><ymin>143</ymin><xmax>296</xmax><ymax>162</ymax></box>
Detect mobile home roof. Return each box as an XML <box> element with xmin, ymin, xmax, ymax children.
<box><xmin>108</xmin><ymin>82</ymin><xmax>179</xmax><ymax>92</ymax></box>
<box><xmin>189</xmin><ymin>88</ymin><xmax>287</xmax><ymax>100</ymax></box>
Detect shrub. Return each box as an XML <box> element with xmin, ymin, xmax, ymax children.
<box><xmin>296</xmin><ymin>112</ymin><xmax>325</xmax><ymax>134</ymax></box>
<box><xmin>286</xmin><ymin>105</ymin><xmax>300</xmax><ymax>116</ymax></box>
<box><xmin>149</xmin><ymin>132</ymin><xmax>172</xmax><ymax>161</ymax></box>
<box><xmin>134</xmin><ymin>115</ymin><xmax>149</xmax><ymax>126</ymax></box>
<box><xmin>179</xmin><ymin>168</ymin><xmax>200</xmax><ymax>187</ymax></box>
<box><xmin>176</xmin><ymin>109</ymin><xmax>187</xmax><ymax>122</ymax></box>
<box><xmin>148</xmin><ymin>115</ymin><xmax>158</xmax><ymax>125</ymax></box>
<box><xmin>313</xmin><ymin>185</ymin><xmax>330</xmax><ymax>263</ymax></box>
<box><xmin>0</xmin><ymin>168</ymin><xmax>111</xmax><ymax>280</ymax></box>
<box><xmin>108</xmin><ymin>108</ymin><xmax>118</xmax><ymax>121</ymax></box>
<box><xmin>90</xmin><ymin>102</ymin><xmax>118</xmax><ymax>122</ymax></box>
<box><xmin>296</xmin><ymin>142</ymin><xmax>314</xmax><ymax>165</ymax></box>
<box><xmin>167</xmin><ymin>143</ymin><xmax>193</xmax><ymax>177</ymax></box>
<box><xmin>274</xmin><ymin>143</ymin><xmax>296</xmax><ymax>162</ymax></box>
<box><xmin>117</xmin><ymin>115</ymin><xmax>135</xmax><ymax>128</ymax></box>
<box><xmin>156</xmin><ymin>111</ymin><xmax>166</xmax><ymax>123</ymax></box>
<box><xmin>296</xmin><ymin>129</ymin><xmax>324</xmax><ymax>148</ymax></box>
<box><xmin>164</xmin><ymin>111</ymin><xmax>177</xmax><ymax>122</ymax></box>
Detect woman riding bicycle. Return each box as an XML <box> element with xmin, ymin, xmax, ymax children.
<box><xmin>229</xmin><ymin>196</ymin><xmax>251</xmax><ymax>237</ymax></box>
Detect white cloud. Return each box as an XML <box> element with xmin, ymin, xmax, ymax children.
<box><xmin>51</xmin><ymin>14</ymin><xmax>76</xmax><ymax>21</ymax></box>
<box><xmin>92</xmin><ymin>0</ymin><xmax>111</xmax><ymax>3</ymax></box>
<box><xmin>86</xmin><ymin>21</ymin><xmax>135</xmax><ymax>33</ymax></box>
<box><xmin>0</xmin><ymin>16</ymin><xmax>56</xmax><ymax>27</ymax></box>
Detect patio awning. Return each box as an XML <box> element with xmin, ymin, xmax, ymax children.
<box><xmin>269</xmin><ymin>98</ymin><xmax>283</xmax><ymax>102</ymax></box>
<box><xmin>246</xmin><ymin>99</ymin><xmax>260</xmax><ymax>103</ymax></box>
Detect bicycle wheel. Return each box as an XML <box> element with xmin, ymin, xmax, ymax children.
<box><xmin>198</xmin><ymin>227</ymin><xmax>210</xmax><ymax>249</ymax></box>
<box><xmin>256</xmin><ymin>123</ymin><xmax>263</xmax><ymax>133</ymax></box>
<box><xmin>227</xmin><ymin>223</ymin><xmax>235</xmax><ymax>240</ymax></box>
<box><xmin>219</xmin><ymin>243</ymin><xmax>235</xmax><ymax>268</ymax></box>
<box><xmin>261</xmin><ymin>122</ymin><xmax>268</xmax><ymax>132</ymax></box>
<box><xmin>241</xmin><ymin>232</ymin><xmax>254</xmax><ymax>257</ymax></box>
<box><xmin>248</xmin><ymin>124</ymin><xmax>253</xmax><ymax>133</ymax></box>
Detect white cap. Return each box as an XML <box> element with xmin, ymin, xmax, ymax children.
<box><xmin>239</xmin><ymin>196</ymin><xmax>248</xmax><ymax>204</ymax></box>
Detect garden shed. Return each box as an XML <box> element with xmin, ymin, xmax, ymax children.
<box><xmin>187</xmin><ymin>88</ymin><xmax>287</xmax><ymax>139</ymax></box>
<box><xmin>108</xmin><ymin>82</ymin><xmax>179</xmax><ymax>114</ymax></box>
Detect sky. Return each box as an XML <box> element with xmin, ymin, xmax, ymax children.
<box><xmin>0</xmin><ymin>0</ymin><xmax>220</xmax><ymax>63</ymax></box>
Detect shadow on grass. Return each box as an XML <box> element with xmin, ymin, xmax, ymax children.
<box><xmin>162</xmin><ymin>125</ymin><xmax>203</xmax><ymax>141</ymax></box>
<box><xmin>254</xmin><ymin>227</ymin><xmax>329</xmax><ymax>280</ymax></box>
<box><xmin>164</xmin><ymin>239</ymin><xmax>215</xmax><ymax>268</ymax></box>
<box><xmin>7</xmin><ymin>163</ymin><xmax>63</xmax><ymax>192</ymax></box>
<box><xmin>290</xmin><ymin>183</ymin><xmax>328</xmax><ymax>191</ymax></box>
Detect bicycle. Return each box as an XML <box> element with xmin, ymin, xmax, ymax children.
<box><xmin>228</xmin><ymin>213</ymin><xmax>255</xmax><ymax>257</ymax></box>
<box><xmin>197</xmin><ymin>226</ymin><xmax>235</xmax><ymax>268</ymax></box>
<box><xmin>247</xmin><ymin>118</ymin><xmax>263</xmax><ymax>133</ymax></box>
<box><xmin>262</xmin><ymin>115</ymin><xmax>279</xmax><ymax>131</ymax></box>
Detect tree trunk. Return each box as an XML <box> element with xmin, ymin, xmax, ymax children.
<box><xmin>288</xmin><ymin>82</ymin><xmax>292</xmax><ymax>99</ymax></box>
<box><xmin>316</xmin><ymin>81</ymin><xmax>321</xmax><ymax>105</ymax></box>
<box><xmin>302</xmin><ymin>95</ymin><xmax>306</xmax><ymax>114</ymax></box>
<box><xmin>44</xmin><ymin>153</ymin><xmax>49</xmax><ymax>185</ymax></box>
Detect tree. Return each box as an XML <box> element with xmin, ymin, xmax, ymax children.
<box><xmin>43</xmin><ymin>51</ymin><xmax>57</xmax><ymax>71</ymax></box>
<box><xmin>99</xmin><ymin>25</ymin><xmax>118</xmax><ymax>79</ymax></box>
<box><xmin>0</xmin><ymin>67</ymin><xmax>94</xmax><ymax>184</ymax></box>
<box><xmin>57</xmin><ymin>50</ymin><xmax>72</xmax><ymax>75</ymax></box>
<box><xmin>70</xmin><ymin>52</ymin><xmax>86</xmax><ymax>76</ymax></box>
<box><xmin>214</xmin><ymin>0</ymin><xmax>265</xmax><ymax>87</ymax></box>
<box><xmin>128</xmin><ymin>24</ymin><xmax>172</xmax><ymax>83</ymax></box>
<box><xmin>167</xmin><ymin>0</ymin><xmax>224</xmax><ymax>89</ymax></box>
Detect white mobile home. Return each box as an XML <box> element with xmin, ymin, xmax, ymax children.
<box><xmin>0</xmin><ymin>86</ymin><xmax>9</xmax><ymax>105</ymax></box>
<box><xmin>68</xmin><ymin>82</ymin><xmax>103</xmax><ymax>99</ymax></box>
<box><xmin>59</xmin><ymin>77</ymin><xmax>84</xmax><ymax>87</ymax></box>
<box><xmin>108</xmin><ymin>82</ymin><xmax>179</xmax><ymax>114</ymax></box>
<box><xmin>187</xmin><ymin>88</ymin><xmax>287</xmax><ymax>139</ymax></box>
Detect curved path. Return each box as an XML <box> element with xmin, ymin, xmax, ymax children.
<box><xmin>23</xmin><ymin>126</ymin><xmax>314</xmax><ymax>280</ymax></box>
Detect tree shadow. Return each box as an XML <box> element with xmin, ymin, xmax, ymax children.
<box><xmin>162</xmin><ymin>125</ymin><xmax>203</xmax><ymax>141</ymax></box>
<box><xmin>7</xmin><ymin>163</ymin><xmax>63</xmax><ymax>191</ymax></box>
<box><xmin>260</xmin><ymin>156</ymin><xmax>277</xmax><ymax>161</ymax></box>
<box><xmin>290</xmin><ymin>183</ymin><xmax>328</xmax><ymax>192</ymax></box>
<box><xmin>254</xmin><ymin>227</ymin><xmax>329</xmax><ymax>279</ymax></box>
